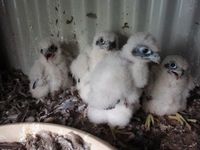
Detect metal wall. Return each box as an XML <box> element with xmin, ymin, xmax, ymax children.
<box><xmin>0</xmin><ymin>0</ymin><xmax>200</xmax><ymax>81</ymax></box>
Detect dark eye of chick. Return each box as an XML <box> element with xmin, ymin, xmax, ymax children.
<box><xmin>99</xmin><ymin>38</ymin><xmax>104</xmax><ymax>43</ymax></box>
<box><xmin>96</xmin><ymin>37</ymin><xmax>105</xmax><ymax>46</ymax></box>
<box><xmin>143</xmin><ymin>48</ymin><xmax>149</xmax><ymax>54</ymax></box>
<box><xmin>170</xmin><ymin>62</ymin><xmax>177</xmax><ymax>69</ymax></box>
<box><xmin>40</xmin><ymin>49</ymin><xmax>43</xmax><ymax>53</ymax></box>
<box><xmin>139</xmin><ymin>46</ymin><xmax>152</xmax><ymax>56</ymax></box>
<box><xmin>49</xmin><ymin>44</ymin><xmax>58</xmax><ymax>52</ymax></box>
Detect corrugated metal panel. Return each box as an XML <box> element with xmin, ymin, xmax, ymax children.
<box><xmin>0</xmin><ymin>0</ymin><xmax>200</xmax><ymax>81</ymax></box>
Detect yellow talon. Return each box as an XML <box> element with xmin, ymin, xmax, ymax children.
<box><xmin>109</xmin><ymin>126</ymin><xmax>117</xmax><ymax>140</ymax></box>
<box><xmin>168</xmin><ymin>113</ymin><xmax>194</xmax><ymax>130</ymax></box>
<box><xmin>145</xmin><ymin>114</ymin><xmax>154</xmax><ymax>130</ymax></box>
<box><xmin>187</xmin><ymin>119</ymin><xmax>197</xmax><ymax>123</ymax></box>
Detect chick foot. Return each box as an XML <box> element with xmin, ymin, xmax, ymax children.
<box><xmin>168</xmin><ymin>113</ymin><xmax>196</xmax><ymax>130</ymax></box>
<box><xmin>144</xmin><ymin>114</ymin><xmax>155</xmax><ymax>130</ymax></box>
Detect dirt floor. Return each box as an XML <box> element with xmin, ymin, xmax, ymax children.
<box><xmin>0</xmin><ymin>70</ymin><xmax>200</xmax><ymax>150</ymax></box>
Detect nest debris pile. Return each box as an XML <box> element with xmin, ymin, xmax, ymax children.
<box><xmin>0</xmin><ymin>70</ymin><xmax>200</xmax><ymax>150</ymax></box>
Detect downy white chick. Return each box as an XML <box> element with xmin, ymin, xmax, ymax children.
<box><xmin>77</xmin><ymin>31</ymin><xmax>119</xmax><ymax>100</ymax></box>
<box><xmin>143</xmin><ymin>55</ymin><xmax>194</xmax><ymax>116</ymax></box>
<box><xmin>29</xmin><ymin>38</ymin><xmax>72</xmax><ymax>99</ymax></box>
<box><xmin>70</xmin><ymin>31</ymin><xmax>119</xmax><ymax>83</ymax></box>
<box><xmin>86</xmin><ymin>33</ymin><xmax>160</xmax><ymax>127</ymax></box>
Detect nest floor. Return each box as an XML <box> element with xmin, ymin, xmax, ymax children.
<box><xmin>0</xmin><ymin>70</ymin><xmax>200</xmax><ymax>150</ymax></box>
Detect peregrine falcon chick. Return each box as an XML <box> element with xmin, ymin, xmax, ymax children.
<box><xmin>29</xmin><ymin>38</ymin><xmax>72</xmax><ymax>98</ymax></box>
<box><xmin>143</xmin><ymin>55</ymin><xmax>194</xmax><ymax>116</ymax></box>
<box><xmin>76</xmin><ymin>31</ymin><xmax>119</xmax><ymax>101</ymax></box>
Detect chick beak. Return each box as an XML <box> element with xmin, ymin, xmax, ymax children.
<box><xmin>149</xmin><ymin>53</ymin><xmax>160</xmax><ymax>64</ymax></box>
<box><xmin>43</xmin><ymin>49</ymin><xmax>54</xmax><ymax>60</ymax></box>
<box><xmin>167</xmin><ymin>68</ymin><xmax>184</xmax><ymax>80</ymax></box>
<box><xmin>45</xmin><ymin>52</ymin><xmax>54</xmax><ymax>60</ymax></box>
<box><xmin>173</xmin><ymin>69</ymin><xmax>185</xmax><ymax>79</ymax></box>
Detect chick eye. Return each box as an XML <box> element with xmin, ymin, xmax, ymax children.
<box><xmin>49</xmin><ymin>45</ymin><xmax>58</xmax><ymax>52</ymax></box>
<box><xmin>139</xmin><ymin>46</ymin><xmax>152</xmax><ymax>56</ymax></box>
<box><xmin>40</xmin><ymin>49</ymin><xmax>43</xmax><ymax>53</ymax></box>
<box><xmin>99</xmin><ymin>38</ymin><xmax>104</xmax><ymax>44</ymax></box>
<box><xmin>170</xmin><ymin>63</ymin><xmax>177</xmax><ymax>69</ymax></box>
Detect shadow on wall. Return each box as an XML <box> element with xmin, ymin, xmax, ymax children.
<box><xmin>60</xmin><ymin>40</ymin><xmax>79</xmax><ymax>63</ymax></box>
<box><xmin>0</xmin><ymin>28</ymin><xmax>9</xmax><ymax>71</ymax></box>
<box><xmin>116</xmin><ymin>32</ymin><xmax>128</xmax><ymax>50</ymax></box>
